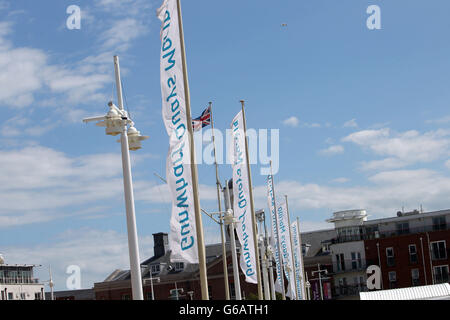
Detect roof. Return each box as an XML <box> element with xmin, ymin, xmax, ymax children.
<box><xmin>360</xmin><ymin>283</ymin><xmax>450</xmax><ymax>300</ymax></box>
<box><xmin>102</xmin><ymin>242</ymin><xmax>231</xmax><ymax>283</ymax></box>
<box><xmin>364</xmin><ymin>209</ymin><xmax>450</xmax><ymax>226</ymax></box>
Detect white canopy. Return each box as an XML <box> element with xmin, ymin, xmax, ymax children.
<box><xmin>360</xmin><ymin>283</ymin><xmax>450</xmax><ymax>300</ymax></box>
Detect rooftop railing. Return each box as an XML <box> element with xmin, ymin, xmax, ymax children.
<box><xmin>0</xmin><ymin>277</ymin><xmax>40</xmax><ymax>284</ymax></box>
<box><xmin>331</xmin><ymin>223</ymin><xmax>450</xmax><ymax>244</ymax></box>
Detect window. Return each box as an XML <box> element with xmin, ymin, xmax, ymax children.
<box><xmin>388</xmin><ymin>271</ymin><xmax>397</xmax><ymax>289</ymax></box>
<box><xmin>34</xmin><ymin>292</ymin><xmax>41</xmax><ymax>300</ymax></box>
<box><xmin>338</xmin><ymin>278</ymin><xmax>348</xmax><ymax>295</ymax></box>
<box><xmin>433</xmin><ymin>265</ymin><xmax>449</xmax><ymax>284</ymax></box>
<box><xmin>151</xmin><ymin>264</ymin><xmax>161</xmax><ymax>275</ymax></box>
<box><xmin>336</xmin><ymin>254</ymin><xmax>345</xmax><ymax>271</ymax></box>
<box><xmin>121</xmin><ymin>294</ymin><xmax>131</xmax><ymax>300</ymax></box>
<box><xmin>322</xmin><ymin>242</ymin><xmax>330</xmax><ymax>253</ymax></box>
<box><xmin>351</xmin><ymin>252</ymin><xmax>362</xmax><ymax>270</ymax></box>
<box><xmin>411</xmin><ymin>269</ymin><xmax>420</xmax><ymax>286</ymax></box>
<box><xmin>386</xmin><ymin>247</ymin><xmax>395</xmax><ymax>267</ymax></box>
<box><xmin>20</xmin><ymin>292</ymin><xmax>26</xmax><ymax>300</ymax></box>
<box><xmin>431</xmin><ymin>241</ymin><xmax>447</xmax><ymax>260</ymax></box>
<box><xmin>174</xmin><ymin>262</ymin><xmax>184</xmax><ymax>272</ymax></box>
<box><xmin>409</xmin><ymin>244</ymin><xmax>418</xmax><ymax>264</ymax></box>
<box><xmin>432</xmin><ymin>216</ymin><xmax>446</xmax><ymax>231</ymax></box>
<box><xmin>396</xmin><ymin>222</ymin><xmax>410</xmax><ymax>235</ymax></box>
<box><xmin>7</xmin><ymin>292</ymin><xmax>13</xmax><ymax>300</ymax></box>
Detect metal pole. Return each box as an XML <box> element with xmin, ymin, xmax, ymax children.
<box><xmin>376</xmin><ymin>242</ymin><xmax>383</xmax><ymax>289</ymax></box>
<box><xmin>266</xmin><ymin>229</ymin><xmax>276</xmax><ymax>300</ymax></box>
<box><xmin>318</xmin><ymin>264</ymin><xmax>324</xmax><ymax>300</ymax></box>
<box><xmin>240</xmin><ymin>100</ymin><xmax>263</xmax><ymax>300</ymax></box>
<box><xmin>176</xmin><ymin>0</ymin><xmax>209</xmax><ymax>300</ymax></box>
<box><xmin>296</xmin><ymin>217</ymin><xmax>307</xmax><ymax>300</ymax></box>
<box><xmin>420</xmin><ymin>237</ymin><xmax>428</xmax><ymax>285</ymax></box>
<box><xmin>284</xmin><ymin>195</ymin><xmax>298</xmax><ymax>300</ymax></box>
<box><xmin>210</xmin><ymin>101</ymin><xmax>230</xmax><ymax>300</ymax></box>
<box><xmin>150</xmin><ymin>275</ymin><xmax>155</xmax><ymax>300</ymax></box>
<box><xmin>49</xmin><ymin>266</ymin><xmax>54</xmax><ymax>301</ymax></box>
<box><xmin>224</xmin><ymin>180</ymin><xmax>242</xmax><ymax>300</ymax></box>
<box><xmin>257</xmin><ymin>215</ymin><xmax>271</xmax><ymax>300</ymax></box>
<box><xmin>305</xmin><ymin>272</ymin><xmax>310</xmax><ymax>300</ymax></box>
<box><xmin>426</xmin><ymin>232</ymin><xmax>434</xmax><ymax>284</ymax></box>
<box><xmin>114</xmin><ymin>55</ymin><xmax>143</xmax><ymax>300</ymax></box>
<box><xmin>259</xmin><ymin>241</ymin><xmax>270</xmax><ymax>299</ymax></box>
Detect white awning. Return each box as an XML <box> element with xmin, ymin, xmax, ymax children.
<box><xmin>360</xmin><ymin>283</ymin><xmax>450</xmax><ymax>300</ymax></box>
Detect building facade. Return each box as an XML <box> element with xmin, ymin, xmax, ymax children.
<box><xmin>0</xmin><ymin>262</ymin><xmax>45</xmax><ymax>300</ymax></box>
<box><xmin>325</xmin><ymin>208</ymin><xmax>450</xmax><ymax>299</ymax></box>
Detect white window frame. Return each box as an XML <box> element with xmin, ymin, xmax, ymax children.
<box><xmin>386</xmin><ymin>247</ymin><xmax>395</xmax><ymax>266</ymax></box>
<box><xmin>409</xmin><ymin>244</ymin><xmax>418</xmax><ymax>263</ymax></box>
<box><xmin>151</xmin><ymin>264</ymin><xmax>161</xmax><ymax>275</ymax></box>
<box><xmin>431</xmin><ymin>240</ymin><xmax>447</xmax><ymax>260</ymax></box>
<box><xmin>411</xmin><ymin>268</ymin><xmax>420</xmax><ymax>286</ymax></box>
<box><xmin>433</xmin><ymin>265</ymin><xmax>449</xmax><ymax>284</ymax></box>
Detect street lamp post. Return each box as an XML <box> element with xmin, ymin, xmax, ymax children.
<box><xmin>224</xmin><ymin>180</ymin><xmax>242</xmax><ymax>300</ymax></box>
<box><xmin>312</xmin><ymin>264</ymin><xmax>328</xmax><ymax>300</ymax></box>
<box><xmin>82</xmin><ymin>56</ymin><xmax>148</xmax><ymax>300</ymax></box>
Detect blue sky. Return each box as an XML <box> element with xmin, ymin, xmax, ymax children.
<box><xmin>1</xmin><ymin>0</ymin><xmax>450</xmax><ymax>290</ymax></box>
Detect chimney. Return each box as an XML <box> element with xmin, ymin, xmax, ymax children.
<box><xmin>153</xmin><ymin>233</ymin><xmax>169</xmax><ymax>258</ymax></box>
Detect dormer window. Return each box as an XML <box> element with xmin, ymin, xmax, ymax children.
<box><xmin>151</xmin><ymin>264</ymin><xmax>161</xmax><ymax>275</ymax></box>
<box><xmin>174</xmin><ymin>262</ymin><xmax>184</xmax><ymax>272</ymax></box>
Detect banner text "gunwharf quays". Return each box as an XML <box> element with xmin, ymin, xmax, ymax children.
<box><xmin>161</xmin><ymin>8</ymin><xmax>193</xmax><ymax>252</ymax></box>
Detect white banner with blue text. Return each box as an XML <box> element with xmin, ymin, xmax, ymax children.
<box><xmin>158</xmin><ymin>0</ymin><xmax>198</xmax><ymax>264</ymax></box>
<box><xmin>230</xmin><ymin>110</ymin><xmax>258</xmax><ymax>284</ymax></box>
<box><xmin>291</xmin><ymin>220</ymin><xmax>305</xmax><ymax>300</ymax></box>
<box><xmin>267</xmin><ymin>174</ymin><xmax>284</xmax><ymax>294</ymax></box>
<box><xmin>277</xmin><ymin>202</ymin><xmax>296</xmax><ymax>299</ymax></box>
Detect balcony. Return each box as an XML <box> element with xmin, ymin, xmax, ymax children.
<box><xmin>332</xmin><ymin>259</ymin><xmax>367</xmax><ymax>274</ymax></box>
<box><xmin>0</xmin><ymin>277</ymin><xmax>40</xmax><ymax>284</ymax></box>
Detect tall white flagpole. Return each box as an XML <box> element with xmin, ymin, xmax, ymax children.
<box><xmin>175</xmin><ymin>0</ymin><xmax>209</xmax><ymax>300</ymax></box>
<box><xmin>210</xmin><ymin>101</ymin><xmax>230</xmax><ymax>300</ymax></box>
<box><xmin>240</xmin><ymin>100</ymin><xmax>263</xmax><ymax>300</ymax></box>
<box><xmin>114</xmin><ymin>55</ymin><xmax>144</xmax><ymax>300</ymax></box>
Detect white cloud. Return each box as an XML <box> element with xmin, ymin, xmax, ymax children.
<box><xmin>343</xmin><ymin>118</ymin><xmax>358</xmax><ymax>128</ymax></box>
<box><xmin>343</xmin><ymin>128</ymin><xmax>450</xmax><ymax>170</ymax></box>
<box><xmin>319</xmin><ymin>145</ymin><xmax>344</xmax><ymax>155</ymax></box>
<box><xmin>445</xmin><ymin>159</ymin><xmax>450</xmax><ymax>169</ymax></box>
<box><xmin>0</xmin><ymin>145</ymin><xmax>159</xmax><ymax>227</ymax></box>
<box><xmin>426</xmin><ymin>115</ymin><xmax>450</xmax><ymax>125</ymax></box>
<box><xmin>2</xmin><ymin>228</ymin><xmax>154</xmax><ymax>290</ymax></box>
<box><xmin>331</xmin><ymin>177</ymin><xmax>349</xmax><ymax>183</ymax></box>
<box><xmin>251</xmin><ymin>169</ymin><xmax>450</xmax><ymax>221</ymax></box>
<box><xmin>282</xmin><ymin>116</ymin><xmax>299</xmax><ymax>127</ymax></box>
<box><xmin>99</xmin><ymin>18</ymin><xmax>148</xmax><ymax>52</ymax></box>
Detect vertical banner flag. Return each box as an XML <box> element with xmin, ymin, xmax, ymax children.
<box><xmin>230</xmin><ymin>111</ymin><xmax>257</xmax><ymax>284</ymax></box>
<box><xmin>277</xmin><ymin>202</ymin><xmax>296</xmax><ymax>299</ymax></box>
<box><xmin>291</xmin><ymin>220</ymin><xmax>305</xmax><ymax>300</ymax></box>
<box><xmin>157</xmin><ymin>0</ymin><xmax>198</xmax><ymax>264</ymax></box>
<box><xmin>267</xmin><ymin>174</ymin><xmax>283</xmax><ymax>293</ymax></box>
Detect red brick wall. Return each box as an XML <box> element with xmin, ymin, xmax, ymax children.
<box><xmin>364</xmin><ymin>229</ymin><xmax>450</xmax><ymax>289</ymax></box>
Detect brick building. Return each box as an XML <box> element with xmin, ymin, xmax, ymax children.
<box><xmin>326</xmin><ymin>208</ymin><xmax>450</xmax><ymax>299</ymax></box>
<box><xmin>94</xmin><ymin>233</ymin><xmax>258</xmax><ymax>300</ymax></box>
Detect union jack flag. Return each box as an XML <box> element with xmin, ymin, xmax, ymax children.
<box><xmin>192</xmin><ymin>106</ymin><xmax>211</xmax><ymax>132</ymax></box>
